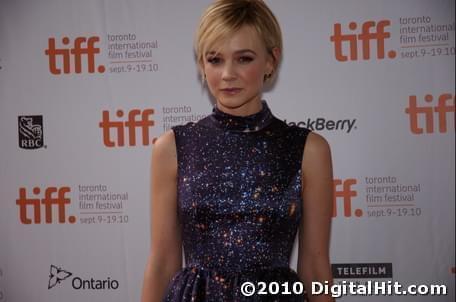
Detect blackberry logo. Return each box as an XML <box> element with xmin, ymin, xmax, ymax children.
<box><xmin>18</xmin><ymin>115</ymin><xmax>44</xmax><ymax>149</ymax></box>
<box><xmin>285</xmin><ymin>118</ymin><xmax>357</xmax><ymax>133</ymax></box>
<box><xmin>48</xmin><ymin>265</ymin><xmax>72</xmax><ymax>289</ymax></box>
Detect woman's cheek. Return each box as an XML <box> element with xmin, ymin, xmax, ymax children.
<box><xmin>205</xmin><ymin>68</ymin><xmax>220</xmax><ymax>85</ymax></box>
<box><xmin>242</xmin><ymin>64</ymin><xmax>264</xmax><ymax>85</ymax></box>
<box><xmin>206</xmin><ymin>74</ymin><xmax>219</xmax><ymax>90</ymax></box>
<box><xmin>206</xmin><ymin>75</ymin><xmax>220</xmax><ymax>96</ymax></box>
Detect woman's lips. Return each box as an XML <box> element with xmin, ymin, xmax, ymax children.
<box><xmin>221</xmin><ymin>88</ymin><xmax>242</xmax><ymax>95</ymax></box>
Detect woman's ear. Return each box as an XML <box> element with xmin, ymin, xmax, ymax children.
<box><xmin>198</xmin><ymin>61</ymin><xmax>205</xmax><ymax>83</ymax></box>
<box><xmin>266</xmin><ymin>47</ymin><xmax>281</xmax><ymax>74</ymax></box>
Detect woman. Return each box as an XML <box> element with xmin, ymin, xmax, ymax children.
<box><xmin>141</xmin><ymin>0</ymin><xmax>334</xmax><ymax>301</ymax></box>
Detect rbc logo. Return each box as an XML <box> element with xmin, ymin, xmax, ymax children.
<box><xmin>18</xmin><ymin>115</ymin><xmax>44</xmax><ymax>149</ymax></box>
<box><xmin>405</xmin><ymin>93</ymin><xmax>455</xmax><ymax>134</ymax></box>
<box><xmin>333</xmin><ymin>179</ymin><xmax>361</xmax><ymax>218</ymax></box>
<box><xmin>45</xmin><ymin>36</ymin><xmax>105</xmax><ymax>74</ymax></box>
<box><xmin>16</xmin><ymin>187</ymin><xmax>76</xmax><ymax>224</ymax></box>
<box><xmin>99</xmin><ymin>109</ymin><xmax>155</xmax><ymax>147</ymax></box>
<box><xmin>330</xmin><ymin>20</ymin><xmax>396</xmax><ymax>61</ymax></box>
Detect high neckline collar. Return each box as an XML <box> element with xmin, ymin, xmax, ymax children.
<box><xmin>209</xmin><ymin>100</ymin><xmax>274</xmax><ymax>133</ymax></box>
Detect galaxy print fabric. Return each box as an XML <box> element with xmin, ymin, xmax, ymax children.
<box><xmin>163</xmin><ymin>100</ymin><xmax>311</xmax><ymax>301</ymax></box>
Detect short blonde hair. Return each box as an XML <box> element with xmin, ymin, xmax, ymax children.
<box><xmin>195</xmin><ymin>0</ymin><xmax>282</xmax><ymax>74</ymax></box>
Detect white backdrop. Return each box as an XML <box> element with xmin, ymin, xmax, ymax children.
<box><xmin>0</xmin><ymin>0</ymin><xmax>454</xmax><ymax>301</ymax></box>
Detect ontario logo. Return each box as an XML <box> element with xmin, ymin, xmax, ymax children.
<box><xmin>18</xmin><ymin>115</ymin><xmax>44</xmax><ymax>149</ymax></box>
<box><xmin>48</xmin><ymin>265</ymin><xmax>72</xmax><ymax>289</ymax></box>
<box><xmin>48</xmin><ymin>265</ymin><xmax>119</xmax><ymax>290</ymax></box>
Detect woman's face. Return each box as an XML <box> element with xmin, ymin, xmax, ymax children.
<box><xmin>202</xmin><ymin>25</ymin><xmax>274</xmax><ymax>114</ymax></box>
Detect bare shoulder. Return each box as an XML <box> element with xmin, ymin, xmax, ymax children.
<box><xmin>301</xmin><ymin>132</ymin><xmax>333</xmax><ymax>184</ymax></box>
<box><xmin>150</xmin><ymin>129</ymin><xmax>178</xmax><ymax>179</ymax></box>
<box><xmin>151</xmin><ymin>129</ymin><xmax>177</xmax><ymax>167</ymax></box>
<box><xmin>303</xmin><ymin>131</ymin><xmax>331</xmax><ymax>159</ymax></box>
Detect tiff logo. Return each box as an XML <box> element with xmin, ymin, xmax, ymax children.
<box><xmin>16</xmin><ymin>187</ymin><xmax>76</xmax><ymax>224</ymax></box>
<box><xmin>44</xmin><ymin>36</ymin><xmax>105</xmax><ymax>74</ymax></box>
<box><xmin>18</xmin><ymin>115</ymin><xmax>44</xmax><ymax>149</ymax></box>
<box><xmin>405</xmin><ymin>93</ymin><xmax>455</xmax><ymax>134</ymax></box>
<box><xmin>99</xmin><ymin>109</ymin><xmax>155</xmax><ymax>147</ymax></box>
<box><xmin>333</xmin><ymin>179</ymin><xmax>361</xmax><ymax>217</ymax></box>
<box><xmin>330</xmin><ymin>20</ymin><xmax>396</xmax><ymax>62</ymax></box>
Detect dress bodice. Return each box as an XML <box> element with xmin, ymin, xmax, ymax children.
<box><xmin>165</xmin><ymin>100</ymin><xmax>310</xmax><ymax>301</ymax></box>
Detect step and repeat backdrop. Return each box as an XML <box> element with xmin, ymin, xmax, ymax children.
<box><xmin>0</xmin><ymin>0</ymin><xmax>454</xmax><ymax>301</ymax></box>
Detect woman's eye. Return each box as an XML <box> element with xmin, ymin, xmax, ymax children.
<box><xmin>238</xmin><ymin>56</ymin><xmax>254</xmax><ymax>63</ymax></box>
<box><xmin>207</xmin><ymin>57</ymin><xmax>221</xmax><ymax>64</ymax></box>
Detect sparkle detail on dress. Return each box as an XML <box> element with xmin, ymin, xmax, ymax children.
<box><xmin>165</xmin><ymin>100</ymin><xmax>311</xmax><ymax>301</ymax></box>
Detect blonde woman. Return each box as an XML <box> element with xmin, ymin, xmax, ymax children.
<box><xmin>141</xmin><ymin>0</ymin><xmax>334</xmax><ymax>301</ymax></box>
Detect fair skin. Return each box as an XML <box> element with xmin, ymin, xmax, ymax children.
<box><xmin>140</xmin><ymin>129</ymin><xmax>181</xmax><ymax>302</ymax></box>
<box><xmin>298</xmin><ymin>132</ymin><xmax>334</xmax><ymax>302</ymax></box>
<box><xmin>141</xmin><ymin>25</ymin><xmax>334</xmax><ymax>302</ymax></box>
<box><xmin>202</xmin><ymin>25</ymin><xmax>275</xmax><ymax>116</ymax></box>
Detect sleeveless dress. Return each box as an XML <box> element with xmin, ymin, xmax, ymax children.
<box><xmin>164</xmin><ymin>100</ymin><xmax>311</xmax><ymax>301</ymax></box>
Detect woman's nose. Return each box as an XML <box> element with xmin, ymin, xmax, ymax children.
<box><xmin>221</xmin><ymin>62</ymin><xmax>236</xmax><ymax>81</ymax></box>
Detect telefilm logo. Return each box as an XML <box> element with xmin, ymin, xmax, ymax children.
<box><xmin>18</xmin><ymin>115</ymin><xmax>44</xmax><ymax>149</ymax></box>
<box><xmin>48</xmin><ymin>265</ymin><xmax>119</xmax><ymax>290</ymax></box>
<box><xmin>286</xmin><ymin>118</ymin><xmax>357</xmax><ymax>133</ymax></box>
<box><xmin>406</xmin><ymin>93</ymin><xmax>455</xmax><ymax>134</ymax></box>
<box><xmin>45</xmin><ymin>36</ymin><xmax>105</xmax><ymax>75</ymax></box>
<box><xmin>330</xmin><ymin>20</ymin><xmax>396</xmax><ymax>62</ymax></box>
<box><xmin>332</xmin><ymin>263</ymin><xmax>393</xmax><ymax>279</ymax></box>
<box><xmin>99</xmin><ymin>109</ymin><xmax>155</xmax><ymax>147</ymax></box>
<box><xmin>16</xmin><ymin>187</ymin><xmax>76</xmax><ymax>224</ymax></box>
<box><xmin>333</xmin><ymin>178</ymin><xmax>362</xmax><ymax>218</ymax></box>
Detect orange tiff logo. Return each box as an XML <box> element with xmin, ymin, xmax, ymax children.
<box><xmin>406</xmin><ymin>93</ymin><xmax>455</xmax><ymax>134</ymax></box>
<box><xmin>330</xmin><ymin>20</ymin><xmax>396</xmax><ymax>62</ymax></box>
<box><xmin>44</xmin><ymin>36</ymin><xmax>105</xmax><ymax>74</ymax></box>
<box><xmin>333</xmin><ymin>178</ymin><xmax>361</xmax><ymax>218</ymax></box>
<box><xmin>16</xmin><ymin>187</ymin><xmax>76</xmax><ymax>224</ymax></box>
<box><xmin>99</xmin><ymin>109</ymin><xmax>155</xmax><ymax>147</ymax></box>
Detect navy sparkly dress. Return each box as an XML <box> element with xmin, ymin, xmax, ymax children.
<box><xmin>164</xmin><ymin>100</ymin><xmax>311</xmax><ymax>301</ymax></box>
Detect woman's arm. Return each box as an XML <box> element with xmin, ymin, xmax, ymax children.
<box><xmin>297</xmin><ymin>132</ymin><xmax>335</xmax><ymax>302</ymax></box>
<box><xmin>141</xmin><ymin>130</ymin><xmax>183</xmax><ymax>302</ymax></box>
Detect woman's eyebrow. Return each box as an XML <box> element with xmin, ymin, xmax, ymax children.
<box><xmin>234</xmin><ymin>49</ymin><xmax>257</xmax><ymax>55</ymax></box>
<box><xmin>205</xmin><ymin>49</ymin><xmax>257</xmax><ymax>56</ymax></box>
